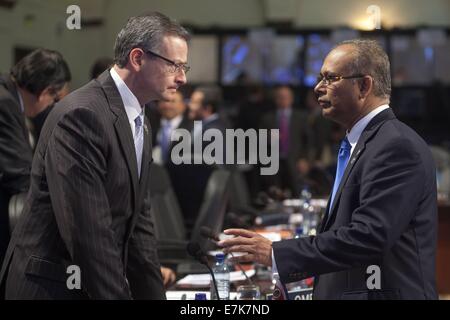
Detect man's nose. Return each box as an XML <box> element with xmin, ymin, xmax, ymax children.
<box><xmin>175</xmin><ymin>69</ymin><xmax>187</xmax><ymax>86</ymax></box>
<box><xmin>314</xmin><ymin>81</ymin><xmax>326</xmax><ymax>97</ymax></box>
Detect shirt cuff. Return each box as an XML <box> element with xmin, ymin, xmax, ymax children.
<box><xmin>271</xmin><ymin>248</ymin><xmax>278</xmax><ymax>274</ymax></box>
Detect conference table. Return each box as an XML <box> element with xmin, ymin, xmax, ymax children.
<box><xmin>169</xmin><ymin>198</ymin><xmax>450</xmax><ymax>299</ymax></box>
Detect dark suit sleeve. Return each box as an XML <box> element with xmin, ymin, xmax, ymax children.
<box><xmin>0</xmin><ymin>98</ymin><xmax>32</xmax><ymax>194</ymax></box>
<box><xmin>45</xmin><ymin>107</ymin><xmax>132</xmax><ymax>299</ymax></box>
<box><xmin>273</xmin><ymin>137</ymin><xmax>426</xmax><ymax>283</ymax></box>
<box><xmin>126</xmin><ymin>187</ymin><xmax>166</xmax><ymax>300</ymax></box>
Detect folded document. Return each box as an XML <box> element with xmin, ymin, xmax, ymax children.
<box><xmin>177</xmin><ymin>269</ymin><xmax>256</xmax><ymax>287</ymax></box>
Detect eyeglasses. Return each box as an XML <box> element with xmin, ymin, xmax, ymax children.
<box><xmin>316</xmin><ymin>74</ymin><xmax>365</xmax><ymax>86</ymax></box>
<box><xmin>144</xmin><ymin>49</ymin><xmax>190</xmax><ymax>74</ymax></box>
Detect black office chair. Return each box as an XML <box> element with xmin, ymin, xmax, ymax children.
<box><xmin>226</xmin><ymin>169</ymin><xmax>259</xmax><ymax>228</ymax></box>
<box><xmin>149</xmin><ymin>163</ymin><xmax>186</xmax><ymax>241</ymax></box>
<box><xmin>149</xmin><ymin>164</ymin><xmax>231</xmax><ymax>273</ymax></box>
<box><xmin>149</xmin><ymin>163</ymin><xmax>190</xmax><ymax>265</ymax></box>
<box><xmin>190</xmin><ymin>169</ymin><xmax>231</xmax><ymax>251</ymax></box>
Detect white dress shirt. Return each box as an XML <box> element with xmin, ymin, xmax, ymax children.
<box><xmin>157</xmin><ymin>114</ymin><xmax>183</xmax><ymax>146</ymax></box>
<box><xmin>110</xmin><ymin>67</ymin><xmax>144</xmax><ymax>136</ymax></box>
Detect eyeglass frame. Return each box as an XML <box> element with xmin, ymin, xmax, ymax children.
<box><xmin>316</xmin><ymin>73</ymin><xmax>366</xmax><ymax>87</ymax></box>
<box><xmin>143</xmin><ymin>49</ymin><xmax>190</xmax><ymax>74</ymax></box>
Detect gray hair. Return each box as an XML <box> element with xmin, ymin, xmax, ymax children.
<box><xmin>335</xmin><ymin>39</ymin><xmax>391</xmax><ymax>99</ymax></box>
<box><xmin>114</xmin><ymin>12</ymin><xmax>190</xmax><ymax>68</ymax></box>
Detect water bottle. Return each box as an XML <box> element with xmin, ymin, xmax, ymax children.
<box><xmin>294</xmin><ymin>226</ymin><xmax>305</xmax><ymax>238</ymax></box>
<box><xmin>210</xmin><ymin>253</ymin><xmax>230</xmax><ymax>300</ymax></box>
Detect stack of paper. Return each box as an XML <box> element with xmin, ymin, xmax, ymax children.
<box><xmin>177</xmin><ymin>269</ymin><xmax>256</xmax><ymax>287</ymax></box>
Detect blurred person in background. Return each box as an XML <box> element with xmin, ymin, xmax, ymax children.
<box><xmin>259</xmin><ymin>85</ymin><xmax>308</xmax><ymax>196</ymax></box>
<box><xmin>0</xmin><ymin>48</ymin><xmax>71</xmax><ymax>268</ymax></box>
<box><xmin>90</xmin><ymin>57</ymin><xmax>114</xmax><ymax>79</ymax></box>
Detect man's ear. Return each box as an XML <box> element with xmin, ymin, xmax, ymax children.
<box><xmin>38</xmin><ymin>86</ymin><xmax>56</xmax><ymax>105</ymax></box>
<box><xmin>129</xmin><ymin>48</ymin><xmax>145</xmax><ymax>71</ymax></box>
<box><xmin>359</xmin><ymin>75</ymin><xmax>373</xmax><ymax>99</ymax></box>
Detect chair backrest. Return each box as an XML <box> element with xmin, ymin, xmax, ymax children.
<box><xmin>229</xmin><ymin>169</ymin><xmax>252</xmax><ymax>209</ymax></box>
<box><xmin>8</xmin><ymin>192</ymin><xmax>27</xmax><ymax>234</ymax></box>
<box><xmin>149</xmin><ymin>163</ymin><xmax>186</xmax><ymax>241</ymax></box>
<box><xmin>190</xmin><ymin>169</ymin><xmax>231</xmax><ymax>250</ymax></box>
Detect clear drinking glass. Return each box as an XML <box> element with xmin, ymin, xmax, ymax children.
<box><xmin>236</xmin><ymin>285</ymin><xmax>261</xmax><ymax>300</ymax></box>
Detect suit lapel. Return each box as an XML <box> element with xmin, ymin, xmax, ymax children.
<box><xmin>321</xmin><ymin>109</ymin><xmax>397</xmax><ymax>231</ymax></box>
<box><xmin>124</xmin><ymin>114</ymin><xmax>153</xmax><ymax>243</ymax></box>
<box><xmin>139</xmin><ymin>116</ymin><xmax>152</xmax><ymax>191</ymax></box>
<box><xmin>97</xmin><ymin>70</ymin><xmax>139</xmax><ymax>209</ymax></box>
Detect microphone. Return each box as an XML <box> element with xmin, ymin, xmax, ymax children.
<box><xmin>199</xmin><ymin>226</ymin><xmax>254</xmax><ymax>285</ymax></box>
<box><xmin>254</xmin><ymin>212</ymin><xmax>291</xmax><ymax>227</ymax></box>
<box><xmin>186</xmin><ymin>242</ymin><xmax>220</xmax><ymax>300</ymax></box>
<box><xmin>187</xmin><ymin>241</ymin><xmax>208</xmax><ymax>264</ymax></box>
<box><xmin>200</xmin><ymin>226</ymin><xmax>220</xmax><ymax>241</ymax></box>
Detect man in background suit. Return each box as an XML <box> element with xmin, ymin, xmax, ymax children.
<box><xmin>0</xmin><ymin>49</ymin><xmax>71</xmax><ymax>268</ymax></box>
<box><xmin>1</xmin><ymin>12</ymin><xmax>190</xmax><ymax>299</ymax></box>
<box><xmin>149</xmin><ymin>91</ymin><xmax>196</xmax><ymax>233</ymax></box>
<box><xmin>152</xmin><ymin>91</ymin><xmax>193</xmax><ymax>164</ymax></box>
<box><xmin>220</xmin><ymin>39</ymin><xmax>438</xmax><ymax>300</ymax></box>
<box><xmin>177</xmin><ymin>85</ymin><xmax>230</xmax><ymax>233</ymax></box>
<box><xmin>259</xmin><ymin>86</ymin><xmax>308</xmax><ymax>196</ymax></box>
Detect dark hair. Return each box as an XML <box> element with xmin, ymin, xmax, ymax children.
<box><xmin>114</xmin><ymin>12</ymin><xmax>190</xmax><ymax>68</ymax></box>
<box><xmin>335</xmin><ymin>39</ymin><xmax>391</xmax><ymax>99</ymax></box>
<box><xmin>196</xmin><ymin>85</ymin><xmax>222</xmax><ymax>114</ymax></box>
<box><xmin>91</xmin><ymin>57</ymin><xmax>113</xmax><ymax>79</ymax></box>
<box><xmin>11</xmin><ymin>48</ymin><xmax>71</xmax><ymax>96</ymax></box>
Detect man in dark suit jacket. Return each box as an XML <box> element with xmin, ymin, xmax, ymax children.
<box><xmin>259</xmin><ymin>86</ymin><xmax>308</xmax><ymax>195</ymax></box>
<box><xmin>0</xmin><ymin>12</ymin><xmax>190</xmax><ymax>299</ymax></box>
<box><xmin>177</xmin><ymin>85</ymin><xmax>231</xmax><ymax>233</ymax></box>
<box><xmin>151</xmin><ymin>91</ymin><xmax>193</xmax><ymax>164</ymax></box>
<box><xmin>219</xmin><ymin>39</ymin><xmax>438</xmax><ymax>300</ymax></box>
<box><xmin>0</xmin><ymin>49</ymin><xmax>71</xmax><ymax>268</ymax></box>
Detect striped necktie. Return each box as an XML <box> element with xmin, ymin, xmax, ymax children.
<box><xmin>134</xmin><ymin>114</ymin><xmax>144</xmax><ymax>177</ymax></box>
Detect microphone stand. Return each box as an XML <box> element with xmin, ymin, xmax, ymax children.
<box><xmin>187</xmin><ymin>242</ymin><xmax>220</xmax><ymax>300</ymax></box>
<box><xmin>228</xmin><ymin>252</ymin><xmax>254</xmax><ymax>286</ymax></box>
<box><xmin>199</xmin><ymin>227</ymin><xmax>254</xmax><ymax>286</ymax></box>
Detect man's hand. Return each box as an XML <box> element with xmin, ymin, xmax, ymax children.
<box><xmin>218</xmin><ymin>229</ymin><xmax>273</xmax><ymax>267</ymax></box>
<box><xmin>160</xmin><ymin>267</ymin><xmax>176</xmax><ymax>288</ymax></box>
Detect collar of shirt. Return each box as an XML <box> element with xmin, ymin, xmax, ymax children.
<box><xmin>161</xmin><ymin>114</ymin><xmax>183</xmax><ymax>130</ymax></box>
<box><xmin>347</xmin><ymin>104</ymin><xmax>390</xmax><ymax>154</ymax></box>
<box><xmin>277</xmin><ymin>108</ymin><xmax>292</xmax><ymax>120</ymax></box>
<box><xmin>158</xmin><ymin>115</ymin><xmax>183</xmax><ymax>144</ymax></box>
<box><xmin>110</xmin><ymin>67</ymin><xmax>143</xmax><ymax>136</ymax></box>
<box><xmin>203</xmin><ymin>113</ymin><xmax>219</xmax><ymax>125</ymax></box>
